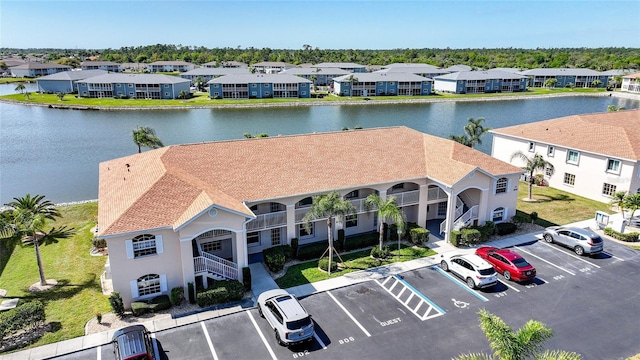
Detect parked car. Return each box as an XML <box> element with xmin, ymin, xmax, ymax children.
<box><xmin>257</xmin><ymin>289</ymin><xmax>314</xmax><ymax>346</ymax></box>
<box><xmin>440</xmin><ymin>253</ymin><xmax>498</xmax><ymax>289</ymax></box>
<box><xmin>543</xmin><ymin>226</ymin><xmax>603</xmax><ymax>256</ymax></box>
<box><xmin>475</xmin><ymin>246</ymin><xmax>536</xmax><ymax>282</ymax></box>
<box><xmin>112</xmin><ymin>324</ymin><xmax>154</xmax><ymax>360</ymax></box>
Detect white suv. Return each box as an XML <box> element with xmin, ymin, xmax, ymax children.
<box><xmin>257</xmin><ymin>289</ymin><xmax>314</xmax><ymax>346</ymax></box>
<box><xmin>440</xmin><ymin>253</ymin><xmax>498</xmax><ymax>289</ymax></box>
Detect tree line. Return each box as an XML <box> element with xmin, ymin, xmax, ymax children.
<box><xmin>2</xmin><ymin>45</ymin><xmax>639</xmax><ymax>70</ymax></box>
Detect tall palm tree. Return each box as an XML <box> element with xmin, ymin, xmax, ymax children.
<box><xmin>455</xmin><ymin>309</ymin><xmax>582</xmax><ymax>360</ymax></box>
<box><xmin>4</xmin><ymin>194</ymin><xmax>74</xmax><ymax>286</ymax></box>
<box><xmin>610</xmin><ymin>191</ymin><xmax>627</xmax><ymax>215</ymax></box>
<box><xmin>464</xmin><ymin>117</ymin><xmax>491</xmax><ymax>149</ymax></box>
<box><xmin>15</xmin><ymin>83</ymin><xmax>25</xmax><ymax>94</ymax></box>
<box><xmin>623</xmin><ymin>193</ymin><xmax>640</xmax><ymax>220</ymax></box>
<box><xmin>365</xmin><ymin>193</ymin><xmax>406</xmax><ymax>250</ymax></box>
<box><xmin>132</xmin><ymin>125</ymin><xmax>164</xmax><ymax>153</ymax></box>
<box><xmin>345</xmin><ymin>75</ymin><xmax>358</xmax><ymax>98</ymax></box>
<box><xmin>302</xmin><ymin>191</ymin><xmax>355</xmax><ymax>274</ymax></box>
<box><xmin>448</xmin><ymin>134</ymin><xmax>473</xmax><ymax>147</ymax></box>
<box><xmin>510</xmin><ymin>151</ymin><xmax>555</xmax><ymax>201</ymax></box>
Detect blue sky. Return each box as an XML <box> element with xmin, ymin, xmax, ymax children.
<box><xmin>1</xmin><ymin>0</ymin><xmax>638</xmax><ymax>50</ymax></box>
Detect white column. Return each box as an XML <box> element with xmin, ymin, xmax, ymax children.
<box><xmin>418</xmin><ymin>184</ymin><xmax>429</xmax><ymax>228</ymax></box>
<box><xmin>444</xmin><ymin>189</ymin><xmax>456</xmax><ymax>242</ymax></box>
<box><xmin>478</xmin><ymin>188</ymin><xmax>490</xmax><ymax>225</ymax></box>
<box><xmin>180</xmin><ymin>237</ymin><xmax>195</xmax><ymax>290</ymax></box>
<box><xmin>286</xmin><ymin>204</ymin><xmax>296</xmax><ymax>243</ymax></box>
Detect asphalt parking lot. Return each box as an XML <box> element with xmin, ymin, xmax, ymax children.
<box><xmin>54</xmin><ymin>236</ymin><xmax>640</xmax><ymax>360</ymax></box>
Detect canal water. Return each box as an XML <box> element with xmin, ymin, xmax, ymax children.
<box><xmin>1</xmin><ymin>84</ymin><xmax>638</xmax><ymax>204</ymax></box>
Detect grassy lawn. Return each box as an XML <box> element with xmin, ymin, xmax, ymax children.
<box><xmin>275</xmin><ymin>244</ymin><xmax>436</xmax><ymax>288</ymax></box>
<box><xmin>515</xmin><ymin>182</ymin><xmax>612</xmax><ymax>227</ymax></box>
<box><xmin>0</xmin><ymin>202</ymin><xmax>110</xmax><ymax>348</ymax></box>
<box><xmin>0</xmin><ymin>78</ymin><xmax>34</xmax><ymax>84</ymax></box>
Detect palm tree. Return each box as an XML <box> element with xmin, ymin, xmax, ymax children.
<box><xmin>610</xmin><ymin>191</ymin><xmax>627</xmax><ymax>215</ymax></box>
<box><xmin>544</xmin><ymin>78</ymin><xmax>558</xmax><ymax>88</ymax></box>
<box><xmin>4</xmin><ymin>194</ymin><xmax>74</xmax><ymax>286</ymax></box>
<box><xmin>454</xmin><ymin>309</ymin><xmax>581</xmax><ymax>360</ymax></box>
<box><xmin>464</xmin><ymin>117</ymin><xmax>490</xmax><ymax>149</ymax></box>
<box><xmin>448</xmin><ymin>134</ymin><xmax>473</xmax><ymax>147</ymax></box>
<box><xmin>623</xmin><ymin>193</ymin><xmax>640</xmax><ymax>220</ymax></box>
<box><xmin>607</xmin><ymin>105</ymin><xmax>625</xmax><ymax>112</ymax></box>
<box><xmin>15</xmin><ymin>83</ymin><xmax>25</xmax><ymax>94</ymax></box>
<box><xmin>302</xmin><ymin>191</ymin><xmax>355</xmax><ymax>274</ymax></box>
<box><xmin>56</xmin><ymin>92</ymin><xmax>65</xmax><ymax>101</ymax></box>
<box><xmin>132</xmin><ymin>125</ymin><xmax>164</xmax><ymax>153</ymax></box>
<box><xmin>510</xmin><ymin>151</ymin><xmax>555</xmax><ymax>201</ymax></box>
<box><xmin>591</xmin><ymin>79</ymin><xmax>602</xmax><ymax>88</ymax></box>
<box><xmin>345</xmin><ymin>75</ymin><xmax>358</xmax><ymax>98</ymax></box>
<box><xmin>365</xmin><ymin>193</ymin><xmax>406</xmax><ymax>250</ymax></box>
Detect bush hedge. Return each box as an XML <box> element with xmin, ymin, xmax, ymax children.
<box><xmin>290</xmin><ymin>238</ymin><xmax>299</xmax><ymax>259</ymax></box>
<box><xmin>450</xmin><ymin>230</ymin><xmax>462</xmax><ymax>247</ymax></box>
<box><xmin>318</xmin><ymin>256</ymin><xmax>338</xmax><ymax>272</ymax></box>
<box><xmin>263</xmin><ymin>245</ymin><xmax>291</xmax><ymax>272</ymax></box>
<box><xmin>170</xmin><ymin>286</ymin><xmax>184</xmax><ymax>306</ymax></box>
<box><xmin>0</xmin><ymin>300</ymin><xmax>45</xmax><ymax>341</ymax></box>
<box><xmin>242</xmin><ymin>266</ymin><xmax>252</xmax><ymax>291</ymax></box>
<box><xmin>149</xmin><ymin>295</ymin><xmax>171</xmax><ymax>312</ymax></box>
<box><xmin>370</xmin><ymin>246</ymin><xmax>390</xmax><ymax>259</ymax></box>
<box><xmin>109</xmin><ymin>292</ymin><xmax>126</xmax><ymax>318</ymax></box>
<box><xmin>495</xmin><ymin>222</ymin><xmax>518</xmax><ymax>236</ymax></box>
<box><xmin>297</xmin><ymin>242</ymin><xmax>330</xmax><ymax>260</ymax></box>
<box><xmin>196</xmin><ymin>280</ymin><xmax>245</xmax><ymax>308</ymax></box>
<box><xmin>409</xmin><ymin>227</ymin><xmax>430</xmax><ymax>245</ymax></box>
<box><xmin>511</xmin><ymin>213</ymin><xmax>530</xmax><ymax>225</ymax></box>
<box><xmin>604</xmin><ymin>227</ymin><xmax>640</xmax><ymax>242</ymax></box>
<box><xmin>130</xmin><ymin>302</ymin><xmax>150</xmax><ymax>316</ymax></box>
<box><xmin>460</xmin><ymin>228</ymin><xmax>482</xmax><ymax>245</ymax></box>
<box><xmin>343</xmin><ymin>233</ymin><xmax>378</xmax><ymax>251</ymax></box>
<box><xmin>187</xmin><ymin>282</ymin><xmax>196</xmax><ymax>304</ymax></box>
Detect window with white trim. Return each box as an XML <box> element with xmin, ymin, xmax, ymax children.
<box><xmin>606</xmin><ymin>159</ymin><xmax>621</xmax><ymax>174</ymax></box>
<box><xmin>247</xmin><ymin>232</ymin><xmax>259</xmax><ymax>245</ymax></box>
<box><xmin>567</xmin><ymin>150</ymin><xmax>580</xmax><ymax>164</ymax></box>
<box><xmin>545</xmin><ymin>166</ymin><xmax>553</xmax><ymax>177</ymax></box>
<box><xmin>563</xmin><ymin>173</ymin><xmax>575</xmax><ymax>186</ymax></box>
<box><xmin>299</xmin><ymin>223</ymin><xmax>314</xmax><ymax>237</ymax></box>
<box><xmin>130</xmin><ymin>234</ymin><xmax>160</xmax><ymax>258</ymax></box>
<box><xmin>528</xmin><ymin>142</ymin><xmax>535</xmax><ymax>152</ymax></box>
<box><xmin>271</xmin><ymin>228</ymin><xmax>281</xmax><ymax>246</ymax></box>
<box><xmin>137</xmin><ymin>274</ymin><xmax>161</xmax><ymax>296</ymax></box>
<box><xmin>547</xmin><ymin>146</ymin><xmax>555</xmax><ymax>157</ymax></box>
<box><xmin>345</xmin><ymin>214</ymin><xmax>358</xmax><ymax>228</ymax></box>
<box><xmin>492</xmin><ymin>207</ymin><xmax>505</xmax><ymax>222</ymax></box>
<box><xmin>437</xmin><ymin>202</ymin><xmax>447</xmax><ymax>217</ymax></box>
<box><xmin>602</xmin><ymin>183</ymin><xmax>617</xmax><ymax>197</ymax></box>
<box><xmin>202</xmin><ymin>241</ymin><xmax>221</xmax><ymax>253</ymax></box>
<box><xmin>495</xmin><ymin>178</ymin><xmax>508</xmax><ymax>194</ymax></box>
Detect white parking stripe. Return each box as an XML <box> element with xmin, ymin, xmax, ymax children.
<box><xmin>200</xmin><ymin>321</ymin><xmax>219</xmax><ymax>360</ymax></box>
<box><xmin>602</xmin><ymin>251</ymin><xmax>624</xmax><ymax>261</ymax></box>
<box><xmin>498</xmin><ymin>279</ymin><xmax>520</xmax><ymax>292</ymax></box>
<box><xmin>536</xmin><ymin>277</ymin><xmax>549</xmax><ymax>284</ymax></box>
<box><xmin>538</xmin><ymin>241</ymin><xmax>601</xmax><ymax>268</ymax></box>
<box><xmin>150</xmin><ymin>333</ymin><xmax>159</xmax><ymax>360</ymax></box>
<box><xmin>327</xmin><ymin>291</ymin><xmax>371</xmax><ymax>337</ymax></box>
<box><xmin>97</xmin><ymin>345</ymin><xmax>101</xmax><ymax>360</ymax></box>
<box><xmin>247</xmin><ymin>311</ymin><xmax>278</xmax><ymax>360</ymax></box>
<box><xmin>515</xmin><ymin>246</ymin><xmax>576</xmax><ymax>275</ymax></box>
<box><xmin>313</xmin><ymin>332</ymin><xmax>328</xmax><ymax>350</ymax></box>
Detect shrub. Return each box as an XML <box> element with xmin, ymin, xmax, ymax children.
<box><xmin>109</xmin><ymin>292</ymin><xmax>126</xmax><ymax>318</ymax></box>
<box><xmin>290</xmin><ymin>238</ymin><xmax>299</xmax><ymax>259</ymax></box>
<box><xmin>337</xmin><ymin>229</ymin><xmax>345</xmax><ymax>250</ymax></box>
<box><xmin>263</xmin><ymin>247</ymin><xmax>286</xmax><ymax>272</ymax></box>
<box><xmin>511</xmin><ymin>213</ymin><xmax>530</xmax><ymax>225</ymax></box>
<box><xmin>187</xmin><ymin>282</ymin><xmax>196</xmax><ymax>304</ymax></box>
<box><xmin>530</xmin><ymin>212</ymin><xmax>539</xmax><ymax>224</ymax></box>
<box><xmin>131</xmin><ymin>302</ymin><xmax>151</xmax><ymax>316</ymax></box>
<box><xmin>0</xmin><ymin>300</ymin><xmax>45</xmax><ymax>341</ymax></box>
<box><xmin>343</xmin><ymin>232</ymin><xmax>378</xmax><ymax>251</ymax></box>
<box><xmin>297</xmin><ymin>242</ymin><xmax>329</xmax><ymax>260</ymax></box>
<box><xmin>318</xmin><ymin>256</ymin><xmax>338</xmax><ymax>272</ymax></box>
<box><xmin>370</xmin><ymin>246</ymin><xmax>390</xmax><ymax>259</ymax></box>
<box><xmin>196</xmin><ymin>280</ymin><xmax>245</xmax><ymax>307</ymax></box>
<box><xmin>604</xmin><ymin>227</ymin><xmax>640</xmax><ymax>242</ymax></box>
<box><xmin>495</xmin><ymin>222</ymin><xmax>518</xmax><ymax>235</ymax></box>
<box><xmin>461</xmin><ymin>228</ymin><xmax>482</xmax><ymax>245</ymax></box>
<box><xmin>170</xmin><ymin>286</ymin><xmax>184</xmax><ymax>306</ymax></box>
<box><xmin>242</xmin><ymin>267</ymin><xmax>252</xmax><ymax>291</ymax></box>
<box><xmin>91</xmin><ymin>237</ymin><xmax>107</xmax><ymax>249</ymax></box>
<box><xmin>409</xmin><ymin>227</ymin><xmax>430</xmax><ymax>245</ymax></box>
<box><xmin>149</xmin><ymin>295</ymin><xmax>171</xmax><ymax>312</ymax></box>
<box><xmin>450</xmin><ymin>230</ymin><xmax>462</xmax><ymax>247</ymax></box>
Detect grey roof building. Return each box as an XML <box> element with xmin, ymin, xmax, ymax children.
<box><xmin>434</xmin><ymin>70</ymin><xmax>528</xmax><ymax>94</ymax></box>
<box><xmin>280</xmin><ymin>67</ymin><xmax>351</xmax><ymax>86</ymax></box>
<box><xmin>180</xmin><ymin>67</ymin><xmax>250</xmax><ymax>84</ymax></box>
<box><xmin>10</xmin><ymin>62</ymin><xmax>72</xmax><ymax>78</ymax></box>
<box><xmin>519</xmin><ymin>68</ymin><xmax>609</xmax><ymax>88</ymax></box>
<box><xmin>443</xmin><ymin>64</ymin><xmax>473</xmax><ymax>72</ymax></box>
<box><xmin>76</xmin><ymin>73</ymin><xmax>190</xmax><ymax>99</ymax></box>
<box><xmin>333</xmin><ymin>72</ymin><xmax>432</xmax><ymax>97</ymax></box>
<box><xmin>312</xmin><ymin>62</ymin><xmax>367</xmax><ymax>73</ymax></box>
<box><xmin>375</xmin><ymin>66</ymin><xmax>450</xmax><ymax>78</ymax></box>
<box><xmin>207</xmin><ymin>74</ymin><xmax>312</xmax><ymax>99</ymax></box>
<box><xmin>36</xmin><ymin>70</ymin><xmax>107</xmax><ymax>93</ymax></box>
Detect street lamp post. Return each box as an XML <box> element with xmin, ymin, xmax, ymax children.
<box><xmin>397</xmin><ymin>227</ymin><xmax>402</xmax><ymax>261</ymax></box>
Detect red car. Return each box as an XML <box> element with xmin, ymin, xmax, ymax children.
<box><xmin>475</xmin><ymin>246</ymin><xmax>536</xmax><ymax>282</ymax></box>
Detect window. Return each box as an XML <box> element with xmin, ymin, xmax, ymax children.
<box><xmin>264</xmin><ymin>84</ymin><xmax>269</xmax><ymax>88</ymax></box>
<box><xmin>164</xmin><ymin>84</ymin><xmax>169</xmax><ymax>88</ymax></box>
<box><xmin>247</xmin><ymin>232</ymin><xmax>259</xmax><ymax>245</ymax></box>
<box><xmin>547</xmin><ymin>146</ymin><xmax>555</xmax><ymax>157</ymax></box>
<box><xmin>528</xmin><ymin>142</ymin><xmax>535</xmax><ymax>152</ymax></box>
<box><xmin>270</xmin><ymin>203</ymin><xmax>284</xmax><ymax>212</ymax></box>
<box><xmin>252</xmin><ymin>84</ymin><xmax>257</xmax><ymax>88</ymax></box>
<box><xmin>545</xmin><ymin>166</ymin><xmax>553</xmax><ymax>177</ymax></box>
<box><xmin>271</xmin><ymin>229</ymin><xmax>281</xmax><ymax>246</ymax></box>
<box><xmin>563</xmin><ymin>173</ymin><xmax>575</xmax><ymax>186</ymax></box>
<box><xmin>298</xmin><ymin>197</ymin><xmax>312</xmax><ymax>207</ymax></box>
<box><xmin>492</xmin><ymin>207</ymin><xmax>505</xmax><ymax>222</ymax></box>
<box><xmin>606</xmin><ymin>159</ymin><xmax>621</xmax><ymax>174</ymax></box>
<box><xmin>165</xmin><ymin>92</ymin><xmax>169</xmax><ymax>96</ymax></box>
<box><xmin>299</xmin><ymin>223</ymin><xmax>313</xmax><ymax>237</ymax></box>
<box><xmin>345</xmin><ymin>214</ymin><xmax>358</xmax><ymax>228</ymax></box>
<box><xmin>116</xmin><ymin>84</ymin><xmax>121</xmax><ymax>87</ymax></box>
<box><xmin>567</xmin><ymin>150</ymin><xmax>580</xmax><ymax>164</ymax></box>
<box><xmin>437</xmin><ymin>202</ymin><xmax>447</xmax><ymax>217</ymax></box>
<box><xmin>202</xmin><ymin>241</ymin><xmax>221</xmax><ymax>253</ymax></box>
<box><xmin>495</xmin><ymin>178</ymin><xmax>508</xmax><ymax>194</ymax></box>
<box><xmin>602</xmin><ymin>183</ymin><xmax>617</xmax><ymax>197</ymax></box>
<box><xmin>137</xmin><ymin>274</ymin><xmax>161</xmax><ymax>297</ymax></box>
<box><xmin>344</xmin><ymin>190</ymin><xmax>359</xmax><ymax>199</ymax></box>
<box><xmin>392</xmin><ymin>183</ymin><xmax>404</xmax><ymax>190</ymax></box>
<box><xmin>129</xmin><ymin>234</ymin><xmax>161</xmax><ymax>258</ymax></box>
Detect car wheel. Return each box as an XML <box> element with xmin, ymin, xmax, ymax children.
<box><xmin>503</xmin><ymin>270</ymin><xmax>511</xmax><ymax>281</ymax></box>
<box><xmin>574</xmin><ymin>246</ymin><xmax>584</xmax><ymax>256</ymax></box>
<box><xmin>440</xmin><ymin>260</ymin><xmax>449</xmax><ymax>271</ymax></box>
<box><xmin>466</xmin><ymin>277</ymin><xmax>476</xmax><ymax>289</ymax></box>
<box><xmin>258</xmin><ymin>305</ymin><xmax>264</xmax><ymax>318</ymax></box>
<box><xmin>275</xmin><ymin>331</ymin><xmax>285</xmax><ymax>346</ymax></box>
<box><xmin>543</xmin><ymin>234</ymin><xmax>553</xmax><ymax>243</ymax></box>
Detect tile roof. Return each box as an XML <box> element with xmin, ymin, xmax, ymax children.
<box><xmin>491</xmin><ymin>110</ymin><xmax>640</xmax><ymax>160</ymax></box>
<box><xmin>623</xmin><ymin>72</ymin><xmax>640</xmax><ymax>79</ymax></box>
<box><xmin>98</xmin><ymin>127</ymin><xmax>522</xmax><ymax>237</ymax></box>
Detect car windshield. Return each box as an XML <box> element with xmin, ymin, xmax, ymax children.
<box><xmin>287</xmin><ymin>316</ymin><xmax>312</xmax><ymax>330</ymax></box>
<box><xmin>512</xmin><ymin>258</ymin><xmax>530</xmax><ymax>268</ymax></box>
<box><xmin>478</xmin><ymin>268</ymin><xmax>495</xmax><ymax>276</ymax></box>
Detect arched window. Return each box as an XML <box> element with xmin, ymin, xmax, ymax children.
<box><xmin>137</xmin><ymin>274</ymin><xmax>161</xmax><ymax>296</ymax></box>
<box><xmin>492</xmin><ymin>207</ymin><xmax>505</xmax><ymax>222</ymax></box>
<box><xmin>495</xmin><ymin>178</ymin><xmax>508</xmax><ymax>194</ymax></box>
<box><xmin>131</xmin><ymin>234</ymin><xmax>158</xmax><ymax>258</ymax></box>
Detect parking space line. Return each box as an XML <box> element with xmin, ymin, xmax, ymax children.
<box><xmin>515</xmin><ymin>246</ymin><xmax>576</xmax><ymax>275</ymax></box>
<box><xmin>327</xmin><ymin>291</ymin><xmax>371</xmax><ymax>337</ymax></box>
<box><xmin>431</xmin><ymin>266</ymin><xmax>489</xmax><ymax>302</ymax></box>
<box><xmin>247</xmin><ymin>311</ymin><xmax>278</xmax><ymax>360</ymax></box>
<box><xmin>97</xmin><ymin>345</ymin><xmax>101</xmax><ymax>360</ymax></box>
<box><xmin>150</xmin><ymin>333</ymin><xmax>159</xmax><ymax>360</ymax></box>
<box><xmin>602</xmin><ymin>251</ymin><xmax>624</xmax><ymax>261</ymax></box>
<box><xmin>313</xmin><ymin>332</ymin><xmax>328</xmax><ymax>350</ymax></box>
<box><xmin>497</xmin><ymin>279</ymin><xmax>520</xmax><ymax>292</ymax></box>
<box><xmin>537</xmin><ymin>277</ymin><xmax>549</xmax><ymax>284</ymax></box>
<box><xmin>538</xmin><ymin>241</ymin><xmax>601</xmax><ymax>268</ymax></box>
<box><xmin>376</xmin><ymin>274</ymin><xmax>446</xmax><ymax>321</ymax></box>
<box><xmin>200</xmin><ymin>321</ymin><xmax>219</xmax><ymax>360</ymax></box>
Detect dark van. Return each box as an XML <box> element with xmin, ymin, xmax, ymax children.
<box><xmin>112</xmin><ymin>325</ymin><xmax>155</xmax><ymax>360</ymax></box>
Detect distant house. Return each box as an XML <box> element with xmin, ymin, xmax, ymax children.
<box><xmin>121</xmin><ymin>63</ymin><xmax>146</xmax><ymax>72</ymax></box>
<box><xmin>333</xmin><ymin>73</ymin><xmax>432</xmax><ymax>97</ymax></box>
<box><xmin>621</xmin><ymin>73</ymin><xmax>640</xmax><ymax>93</ymax></box>
<box><xmin>433</xmin><ymin>70</ymin><xmax>528</xmax><ymax>94</ymax></box>
<box><xmin>519</xmin><ymin>68</ymin><xmax>609</xmax><ymax>88</ymax></box>
<box><xmin>76</xmin><ymin>73</ymin><xmax>190</xmax><ymax>99</ymax></box>
<box><xmin>374</xmin><ymin>65</ymin><xmax>450</xmax><ymax>79</ymax></box>
<box><xmin>36</xmin><ymin>70</ymin><xmax>107</xmax><ymax>94</ymax></box>
<box><xmin>280</xmin><ymin>67</ymin><xmax>351</xmax><ymax>86</ymax></box>
<box><xmin>251</xmin><ymin>62</ymin><xmax>295</xmax><ymax>74</ymax></box>
<box><xmin>180</xmin><ymin>67</ymin><xmax>250</xmax><ymax>85</ymax></box>
<box><xmin>10</xmin><ymin>62</ymin><xmax>72</xmax><ymax>78</ymax></box>
<box><xmin>203</xmin><ymin>61</ymin><xmax>248</xmax><ymax>69</ymax></box>
<box><xmin>443</xmin><ymin>65</ymin><xmax>473</xmax><ymax>73</ymax></box>
<box><xmin>81</xmin><ymin>61</ymin><xmax>122</xmax><ymax>72</ymax></box>
<box><xmin>491</xmin><ymin>110</ymin><xmax>640</xmax><ymax>203</ymax></box>
<box><xmin>312</xmin><ymin>62</ymin><xmax>367</xmax><ymax>73</ymax></box>
<box><xmin>207</xmin><ymin>74</ymin><xmax>312</xmax><ymax>99</ymax></box>
<box><xmin>147</xmin><ymin>61</ymin><xmax>195</xmax><ymax>73</ymax></box>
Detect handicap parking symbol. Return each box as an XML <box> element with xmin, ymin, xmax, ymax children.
<box><xmin>452</xmin><ymin>298</ymin><xmax>469</xmax><ymax>309</ymax></box>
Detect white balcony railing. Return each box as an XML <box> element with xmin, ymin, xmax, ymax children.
<box><xmin>427</xmin><ymin>187</ymin><xmax>447</xmax><ymax>201</ymax></box>
<box><xmin>246</xmin><ymin>210</ymin><xmax>287</xmax><ymax>231</ymax></box>
<box><xmin>194</xmin><ymin>252</ymin><xmax>238</xmax><ymax>280</ymax></box>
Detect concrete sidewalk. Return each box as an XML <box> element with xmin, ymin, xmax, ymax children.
<box><xmin>0</xmin><ymin>230</ymin><xmax>553</xmax><ymax>360</ymax></box>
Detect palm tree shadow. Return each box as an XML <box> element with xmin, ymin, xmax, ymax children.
<box><xmin>533</xmin><ymin>194</ymin><xmax>574</xmax><ymax>203</ymax></box>
<box><xmin>12</xmin><ymin>275</ymin><xmax>100</xmax><ymax>304</ymax></box>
